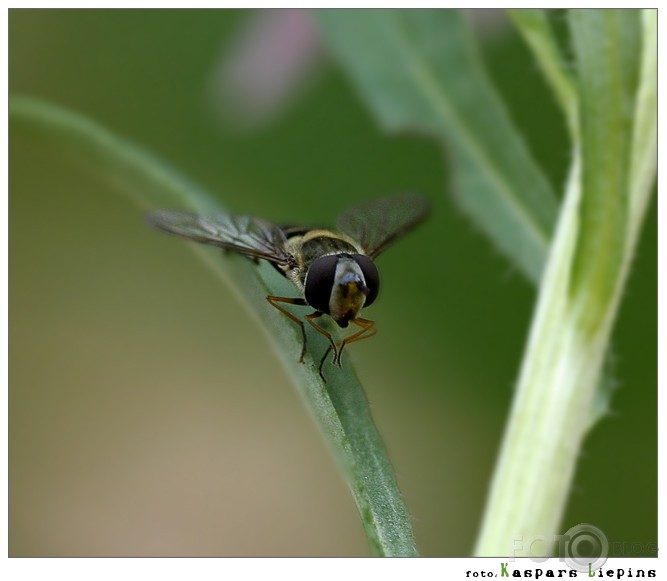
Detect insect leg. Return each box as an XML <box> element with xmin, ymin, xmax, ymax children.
<box><xmin>266</xmin><ymin>296</ymin><xmax>308</xmax><ymax>362</ymax></box>
<box><xmin>305</xmin><ymin>312</ymin><xmax>339</xmax><ymax>377</ymax></box>
<box><xmin>335</xmin><ymin>317</ymin><xmax>376</xmax><ymax>366</ymax></box>
<box><xmin>318</xmin><ymin>346</ymin><xmax>333</xmax><ymax>383</ymax></box>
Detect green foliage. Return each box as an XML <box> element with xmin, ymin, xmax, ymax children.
<box><xmin>318</xmin><ymin>9</ymin><xmax>558</xmax><ymax>284</ymax></box>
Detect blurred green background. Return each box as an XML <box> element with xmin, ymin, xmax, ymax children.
<box><xmin>9</xmin><ymin>9</ymin><xmax>656</xmax><ymax>556</ymax></box>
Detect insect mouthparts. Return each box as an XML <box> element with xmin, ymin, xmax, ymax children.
<box><xmin>339</xmin><ymin>278</ymin><xmax>368</xmax><ymax>299</ymax></box>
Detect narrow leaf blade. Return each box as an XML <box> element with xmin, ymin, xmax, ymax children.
<box><xmin>508</xmin><ymin>9</ymin><xmax>578</xmax><ymax>135</ymax></box>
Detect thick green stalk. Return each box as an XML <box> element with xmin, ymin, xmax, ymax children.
<box><xmin>475</xmin><ymin>9</ymin><xmax>655</xmax><ymax>556</ymax></box>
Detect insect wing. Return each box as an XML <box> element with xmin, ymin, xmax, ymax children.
<box><xmin>336</xmin><ymin>193</ymin><xmax>429</xmax><ymax>259</ymax></box>
<box><xmin>147</xmin><ymin>210</ymin><xmax>294</xmax><ymax>265</ymax></box>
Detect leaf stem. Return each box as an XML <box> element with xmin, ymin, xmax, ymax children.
<box><xmin>475</xmin><ymin>9</ymin><xmax>655</xmax><ymax>556</ymax></box>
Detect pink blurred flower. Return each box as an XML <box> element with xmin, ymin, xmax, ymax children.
<box><xmin>209</xmin><ymin>9</ymin><xmax>324</xmax><ymax>131</ymax></box>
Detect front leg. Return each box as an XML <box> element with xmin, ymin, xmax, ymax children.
<box><xmin>335</xmin><ymin>317</ymin><xmax>376</xmax><ymax>366</ymax></box>
<box><xmin>266</xmin><ymin>296</ymin><xmax>308</xmax><ymax>362</ymax></box>
<box><xmin>305</xmin><ymin>312</ymin><xmax>340</xmax><ymax>381</ymax></box>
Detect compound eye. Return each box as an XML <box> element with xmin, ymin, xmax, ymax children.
<box><xmin>352</xmin><ymin>254</ymin><xmax>380</xmax><ymax>307</ymax></box>
<box><xmin>304</xmin><ymin>255</ymin><xmax>339</xmax><ymax>313</ymax></box>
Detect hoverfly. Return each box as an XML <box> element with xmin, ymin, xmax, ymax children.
<box><xmin>147</xmin><ymin>193</ymin><xmax>429</xmax><ymax>380</ymax></box>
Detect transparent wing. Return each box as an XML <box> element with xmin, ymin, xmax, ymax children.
<box><xmin>336</xmin><ymin>193</ymin><xmax>430</xmax><ymax>259</ymax></box>
<box><xmin>147</xmin><ymin>210</ymin><xmax>294</xmax><ymax>266</ymax></box>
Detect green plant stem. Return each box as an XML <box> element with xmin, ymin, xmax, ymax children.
<box><xmin>475</xmin><ymin>9</ymin><xmax>655</xmax><ymax>556</ymax></box>
<box><xmin>10</xmin><ymin>96</ymin><xmax>417</xmax><ymax>556</ymax></box>
<box><xmin>474</xmin><ymin>156</ymin><xmax>586</xmax><ymax>555</ymax></box>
